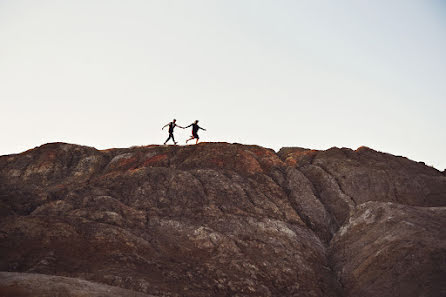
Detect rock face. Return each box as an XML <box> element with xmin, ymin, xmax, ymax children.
<box><xmin>0</xmin><ymin>272</ymin><xmax>154</xmax><ymax>297</ymax></box>
<box><xmin>0</xmin><ymin>142</ymin><xmax>445</xmax><ymax>297</ymax></box>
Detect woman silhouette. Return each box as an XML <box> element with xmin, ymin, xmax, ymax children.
<box><xmin>185</xmin><ymin>120</ymin><xmax>206</xmax><ymax>144</ymax></box>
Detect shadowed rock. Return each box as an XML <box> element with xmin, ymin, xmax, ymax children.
<box><xmin>0</xmin><ymin>272</ymin><xmax>154</xmax><ymax>297</ymax></box>
<box><xmin>0</xmin><ymin>142</ymin><xmax>444</xmax><ymax>297</ymax></box>
<box><xmin>330</xmin><ymin>202</ymin><xmax>446</xmax><ymax>297</ymax></box>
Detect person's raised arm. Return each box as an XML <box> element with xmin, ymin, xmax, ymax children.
<box><xmin>185</xmin><ymin>124</ymin><xmax>192</xmax><ymax>128</ymax></box>
<box><xmin>199</xmin><ymin>126</ymin><xmax>206</xmax><ymax>131</ymax></box>
<box><xmin>162</xmin><ymin>123</ymin><xmax>169</xmax><ymax>130</ymax></box>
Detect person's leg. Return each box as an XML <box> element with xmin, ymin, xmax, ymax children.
<box><xmin>193</xmin><ymin>133</ymin><xmax>199</xmax><ymax>144</ymax></box>
<box><xmin>172</xmin><ymin>134</ymin><xmax>177</xmax><ymax>144</ymax></box>
<box><xmin>186</xmin><ymin>136</ymin><xmax>193</xmax><ymax>143</ymax></box>
<box><xmin>165</xmin><ymin>133</ymin><xmax>173</xmax><ymax>144</ymax></box>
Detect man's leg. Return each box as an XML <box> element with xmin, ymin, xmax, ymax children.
<box><xmin>164</xmin><ymin>133</ymin><xmax>173</xmax><ymax>145</ymax></box>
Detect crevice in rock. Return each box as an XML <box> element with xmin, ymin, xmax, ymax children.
<box><xmin>246</xmin><ymin>176</ymin><xmax>286</xmax><ymax>219</ymax></box>
<box><xmin>297</xmin><ymin>167</ymin><xmax>341</xmax><ymax>230</ymax></box>
<box><xmin>240</xmin><ymin>184</ymin><xmax>259</xmax><ymax>210</ymax></box>
<box><xmin>94</xmin><ymin>153</ymin><xmax>115</xmax><ymax>176</ymax></box>
<box><xmin>308</xmin><ymin>162</ymin><xmax>357</xmax><ymax>207</ymax></box>
<box><xmin>282</xmin><ymin>192</ymin><xmax>320</xmax><ymax>242</ymax></box>
<box><xmin>268</xmin><ymin>168</ymin><xmax>314</xmax><ymax>232</ymax></box>
<box><xmin>273</xmin><ymin>151</ymin><xmax>341</xmax><ymax>240</ymax></box>
<box><xmin>392</xmin><ymin>181</ymin><xmax>400</xmax><ymax>204</ymax></box>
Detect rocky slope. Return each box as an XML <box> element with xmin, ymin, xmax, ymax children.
<box><xmin>0</xmin><ymin>142</ymin><xmax>445</xmax><ymax>297</ymax></box>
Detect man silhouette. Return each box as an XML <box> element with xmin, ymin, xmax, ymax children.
<box><xmin>162</xmin><ymin>119</ymin><xmax>184</xmax><ymax>145</ymax></box>
<box><xmin>185</xmin><ymin>120</ymin><xmax>206</xmax><ymax>144</ymax></box>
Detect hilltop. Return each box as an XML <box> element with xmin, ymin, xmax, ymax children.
<box><xmin>0</xmin><ymin>142</ymin><xmax>445</xmax><ymax>297</ymax></box>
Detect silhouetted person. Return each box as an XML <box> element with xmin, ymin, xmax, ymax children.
<box><xmin>185</xmin><ymin>120</ymin><xmax>206</xmax><ymax>144</ymax></box>
<box><xmin>162</xmin><ymin>119</ymin><xmax>184</xmax><ymax>145</ymax></box>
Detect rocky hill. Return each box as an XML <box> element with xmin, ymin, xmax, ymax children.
<box><xmin>0</xmin><ymin>142</ymin><xmax>445</xmax><ymax>297</ymax></box>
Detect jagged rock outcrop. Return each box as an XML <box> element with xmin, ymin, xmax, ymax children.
<box><xmin>0</xmin><ymin>142</ymin><xmax>445</xmax><ymax>297</ymax></box>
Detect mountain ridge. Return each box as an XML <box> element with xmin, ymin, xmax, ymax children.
<box><xmin>1</xmin><ymin>142</ymin><xmax>445</xmax><ymax>297</ymax></box>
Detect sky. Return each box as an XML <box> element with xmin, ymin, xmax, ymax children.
<box><xmin>1</xmin><ymin>0</ymin><xmax>445</xmax><ymax>171</ymax></box>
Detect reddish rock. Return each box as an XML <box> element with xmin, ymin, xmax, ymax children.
<box><xmin>0</xmin><ymin>142</ymin><xmax>444</xmax><ymax>297</ymax></box>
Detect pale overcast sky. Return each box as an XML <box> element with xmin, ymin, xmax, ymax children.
<box><xmin>1</xmin><ymin>1</ymin><xmax>445</xmax><ymax>170</ymax></box>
